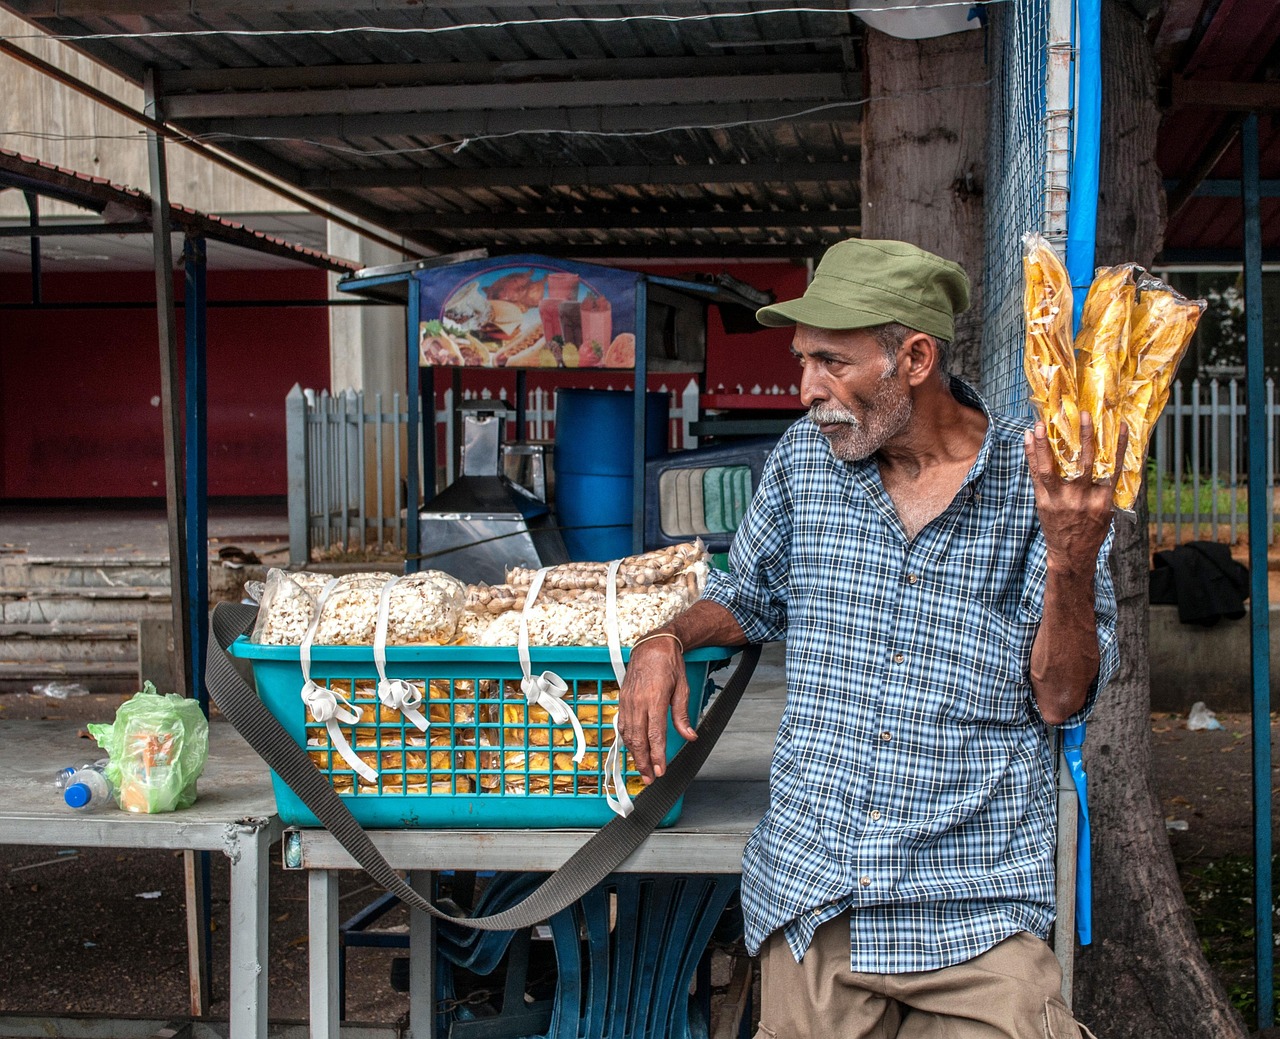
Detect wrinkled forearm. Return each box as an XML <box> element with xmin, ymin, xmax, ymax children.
<box><xmin>653</xmin><ymin>599</ymin><xmax>749</xmax><ymax>651</ymax></box>
<box><xmin>1030</xmin><ymin>558</ymin><xmax>1101</xmax><ymax>726</ymax></box>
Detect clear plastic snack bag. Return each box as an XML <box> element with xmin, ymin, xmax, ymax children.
<box><xmin>252</xmin><ymin>568</ymin><xmax>466</xmax><ymax>645</ymax></box>
<box><xmin>1074</xmin><ymin>263</ymin><xmax>1139</xmax><ymax>482</ymax></box>
<box><xmin>1022</xmin><ymin>233</ymin><xmax>1081</xmax><ymax>479</ymax></box>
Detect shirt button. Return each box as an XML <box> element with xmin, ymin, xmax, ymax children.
<box><xmin>880</xmin><ymin>731</ymin><xmax>892</xmax><ymax>742</ymax></box>
<box><xmin>906</xmin><ymin>574</ymin><xmax>919</xmax><ymax>585</ymax></box>
<box><xmin>860</xmin><ymin>876</ymin><xmax>872</xmax><ymax>887</ymax></box>
<box><xmin>870</xmin><ymin>810</ymin><xmax>882</xmax><ymax>821</ymax></box>
<box><xmin>892</xmin><ymin>652</ymin><xmax>904</xmax><ymax>664</ymax></box>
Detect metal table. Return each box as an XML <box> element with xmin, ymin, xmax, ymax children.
<box><xmin>291</xmin><ymin>651</ymin><xmax>787</xmax><ymax>1039</ymax></box>
<box><xmin>0</xmin><ymin>720</ymin><xmax>282</xmax><ymax>1039</ymax></box>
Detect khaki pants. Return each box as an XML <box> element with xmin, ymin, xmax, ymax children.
<box><xmin>754</xmin><ymin>915</ymin><xmax>1092</xmax><ymax>1039</ymax></box>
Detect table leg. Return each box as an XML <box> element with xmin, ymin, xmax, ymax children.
<box><xmin>184</xmin><ymin>849</ymin><xmax>211</xmax><ymax>1016</ymax></box>
<box><xmin>309</xmin><ymin>870</ymin><xmax>340</xmax><ymax>1039</ymax></box>
<box><xmin>228</xmin><ymin>822</ymin><xmax>270</xmax><ymax>1039</ymax></box>
<box><xmin>409</xmin><ymin>871</ymin><xmax>435</xmax><ymax>1039</ymax></box>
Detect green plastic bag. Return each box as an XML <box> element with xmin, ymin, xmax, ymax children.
<box><xmin>87</xmin><ymin>681</ymin><xmax>209</xmax><ymax>814</ymax></box>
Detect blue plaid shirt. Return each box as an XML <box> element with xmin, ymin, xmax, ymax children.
<box><xmin>701</xmin><ymin>379</ymin><xmax>1118</xmax><ymax>972</ymax></box>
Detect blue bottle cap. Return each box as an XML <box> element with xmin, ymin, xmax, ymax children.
<box><xmin>64</xmin><ymin>783</ymin><xmax>92</xmax><ymax>808</ymax></box>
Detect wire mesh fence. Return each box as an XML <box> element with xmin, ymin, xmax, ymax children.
<box><xmin>981</xmin><ymin>0</ymin><xmax>1070</xmax><ymax>416</ymax></box>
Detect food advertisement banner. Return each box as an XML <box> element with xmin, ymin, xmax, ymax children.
<box><xmin>417</xmin><ymin>255</ymin><xmax>640</xmax><ymax>369</ymax></box>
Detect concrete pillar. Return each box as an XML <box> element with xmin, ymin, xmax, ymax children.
<box><xmin>326</xmin><ymin>220</ymin><xmax>410</xmax><ymax>397</ymax></box>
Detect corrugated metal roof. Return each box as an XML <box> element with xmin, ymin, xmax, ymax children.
<box><xmin>4</xmin><ymin>1</ymin><xmax>1274</xmax><ymax>263</ymax></box>
<box><xmin>0</xmin><ymin>146</ymin><xmax>360</xmax><ymax>271</ymax></box>
<box><xmin>1154</xmin><ymin>0</ymin><xmax>1280</xmax><ymax>262</ymax></box>
<box><xmin>0</xmin><ymin>0</ymin><xmax>865</xmax><ymax>260</ymax></box>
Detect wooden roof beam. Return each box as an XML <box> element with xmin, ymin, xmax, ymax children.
<box><xmin>184</xmin><ymin>99</ymin><xmax>861</xmax><ymax>140</ymax></box>
<box><xmin>159</xmin><ymin>54</ymin><xmax>847</xmax><ymax>94</ymax></box>
<box><xmin>301</xmin><ymin>162</ymin><xmax>857</xmax><ymax>190</ymax></box>
<box><xmin>163</xmin><ymin>73</ymin><xmax>850</xmax><ymax>120</ymax></box>
<box><xmin>391</xmin><ymin>209</ymin><xmax>862</xmax><ymax>231</ymax></box>
<box><xmin>1171</xmin><ymin>76</ymin><xmax>1280</xmax><ymax>110</ymax></box>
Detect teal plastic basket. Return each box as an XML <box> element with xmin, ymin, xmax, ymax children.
<box><xmin>229</xmin><ymin>638</ymin><xmax>734</xmax><ymax>829</ymax></box>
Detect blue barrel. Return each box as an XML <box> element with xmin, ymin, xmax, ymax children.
<box><xmin>554</xmin><ymin>389</ymin><xmax>668</xmax><ymax>560</ymax></box>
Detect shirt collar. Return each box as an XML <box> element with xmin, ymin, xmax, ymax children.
<box><xmin>948</xmin><ymin>375</ymin><xmax>994</xmax><ymax>495</ymax></box>
<box><xmin>841</xmin><ymin>374</ymin><xmax>994</xmax><ymax>493</ymax></box>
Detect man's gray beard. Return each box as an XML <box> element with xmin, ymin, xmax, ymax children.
<box><xmin>808</xmin><ymin>387</ymin><xmax>912</xmax><ymax>461</ymax></box>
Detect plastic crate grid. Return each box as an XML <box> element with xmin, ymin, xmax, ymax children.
<box><xmin>303</xmin><ymin>674</ymin><xmax>642</xmax><ymax>799</ymax></box>
<box><xmin>231</xmin><ymin>640</ymin><xmax>731</xmax><ymax>827</ymax></box>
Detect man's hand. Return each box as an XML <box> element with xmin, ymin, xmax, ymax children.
<box><xmin>616</xmin><ymin>601</ymin><xmax>748</xmax><ymax>783</ymax></box>
<box><xmin>616</xmin><ymin>634</ymin><xmax>696</xmax><ymax>785</ymax></box>
<box><xmin>1023</xmin><ymin>411</ymin><xmax>1124</xmax><ymax>724</ymax></box>
<box><xmin>1023</xmin><ymin>412</ymin><xmax>1127</xmax><ymax>570</ymax></box>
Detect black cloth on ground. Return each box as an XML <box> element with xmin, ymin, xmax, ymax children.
<box><xmin>1149</xmin><ymin>540</ymin><xmax>1249</xmax><ymax>626</ymax></box>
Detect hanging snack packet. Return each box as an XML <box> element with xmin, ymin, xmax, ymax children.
<box><xmin>1074</xmin><ymin>263</ymin><xmax>1138</xmax><ymax>481</ymax></box>
<box><xmin>1022</xmin><ymin>234</ymin><xmax>1082</xmax><ymax>478</ymax></box>
<box><xmin>1113</xmin><ymin>278</ymin><xmax>1205</xmax><ymax>512</ymax></box>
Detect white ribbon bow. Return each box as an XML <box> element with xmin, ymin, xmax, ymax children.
<box><xmin>521</xmin><ymin>670</ymin><xmax>587</xmax><ymax>763</ymax></box>
<box><xmin>602</xmin><ymin>557</ymin><xmax>634</xmax><ymax>818</ymax></box>
<box><xmin>373</xmin><ymin>576</ymin><xmax>428</xmax><ymax>733</ymax></box>
<box><xmin>378</xmin><ymin>677</ymin><xmax>425</xmax><ymax>713</ymax></box>
<box><xmin>300</xmin><ymin>577</ymin><xmax>377</xmax><ymax>785</ymax></box>
<box><xmin>518</xmin><ymin>567</ymin><xmax>586</xmax><ymax>764</ymax></box>
<box><xmin>301</xmin><ymin>679</ymin><xmax>360</xmax><ymax>725</ymax></box>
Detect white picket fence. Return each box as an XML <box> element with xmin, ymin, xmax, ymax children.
<box><xmin>1148</xmin><ymin>377</ymin><xmax>1277</xmax><ymax>546</ymax></box>
<box><xmin>287</xmin><ymin>376</ymin><xmax>1276</xmax><ymax>562</ymax></box>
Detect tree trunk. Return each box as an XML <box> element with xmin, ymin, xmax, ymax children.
<box><xmin>1071</xmin><ymin>4</ymin><xmax>1249</xmax><ymax>1037</ymax></box>
<box><xmin>862</xmin><ymin>25</ymin><xmax>987</xmax><ymax>383</ymax></box>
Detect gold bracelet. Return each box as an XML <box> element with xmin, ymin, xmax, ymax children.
<box><xmin>631</xmin><ymin>631</ymin><xmax>685</xmax><ymax>654</ymax></box>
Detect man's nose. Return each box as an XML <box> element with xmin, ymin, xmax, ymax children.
<box><xmin>799</xmin><ymin>363</ymin><xmax>827</xmax><ymax>408</ymax></box>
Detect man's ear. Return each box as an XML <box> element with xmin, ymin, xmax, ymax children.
<box><xmin>899</xmin><ymin>332</ymin><xmax>939</xmax><ymax>386</ymax></box>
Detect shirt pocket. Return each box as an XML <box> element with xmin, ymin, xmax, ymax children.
<box><xmin>938</xmin><ymin>597</ymin><xmax>1038</xmax><ymax>726</ymax></box>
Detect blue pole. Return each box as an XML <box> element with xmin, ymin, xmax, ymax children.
<box><xmin>633</xmin><ymin>280</ymin><xmax>649</xmax><ymax>555</ymax></box>
<box><xmin>1242</xmin><ymin>111</ymin><xmax>1274</xmax><ymax>1030</ymax></box>
<box><xmin>1065</xmin><ymin>0</ymin><xmax>1101</xmax><ymax>328</ymax></box>
<box><xmin>406</xmin><ymin>278</ymin><xmax>422</xmax><ymax>572</ymax></box>
<box><xmin>1061</xmin><ymin>0</ymin><xmax>1101</xmax><ymax>951</ymax></box>
<box><xmin>182</xmin><ymin>234</ymin><xmax>209</xmax><ymax>715</ymax></box>
<box><xmin>181</xmin><ymin>233</ymin><xmax>214</xmax><ymax>1003</ymax></box>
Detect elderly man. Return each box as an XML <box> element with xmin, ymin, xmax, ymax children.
<box><xmin>618</xmin><ymin>239</ymin><xmax>1117</xmax><ymax>1038</ymax></box>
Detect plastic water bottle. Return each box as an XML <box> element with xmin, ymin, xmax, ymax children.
<box><xmin>63</xmin><ymin>762</ymin><xmax>116</xmax><ymax>811</ymax></box>
<box><xmin>54</xmin><ymin>758</ymin><xmax>109</xmax><ymax>790</ymax></box>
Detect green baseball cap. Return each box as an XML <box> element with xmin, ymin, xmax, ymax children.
<box><xmin>756</xmin><ymin>238</ymin><xmax>970</xmax><ymax>341</ymax></box>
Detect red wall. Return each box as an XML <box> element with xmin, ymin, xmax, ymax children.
<box><xmin>641</xmin><ymin>261</ymin><xmax>810</xmax><ymax>395</ymax></box>
<box><xmin>0</xmin><ymin>259</ymin><xmax>805</xmax><ymax>500</ymax></box>
<box><xmin>0</xmin><ymin>268</ymin><xmax>329</xmax><ymax>499</ymax></box>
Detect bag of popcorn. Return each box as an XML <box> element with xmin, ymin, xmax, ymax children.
<box><xmin>252</xmin><ymin>568</ymin><xmax>466</xmax><ymax>646</ymax></box>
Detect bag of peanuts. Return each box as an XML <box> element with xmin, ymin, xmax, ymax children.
<box><xmin>456</xmin><ymin>541</ymin><xmax>710</xmax><ymax>647</ymax></box>
<box><xmin>251</xmin><ymin>568</ymin><xmax>467</xmax><ymax>646</ymax></box>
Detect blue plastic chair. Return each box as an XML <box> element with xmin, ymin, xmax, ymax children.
<box><xmin>433</xmin><ymin>871</ymin><xmax>741</xmax><ymax>1039</ymax></box>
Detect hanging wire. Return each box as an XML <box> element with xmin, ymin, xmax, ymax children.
<box><xmin>1</xmin><ymin>79</ymin><xmax>990</xmax><ymax>157</ymax></box>
<box><xmin>2</xmin><ymin>1</ymin><xmax>1008</xmax><ymax>45</ymax></box>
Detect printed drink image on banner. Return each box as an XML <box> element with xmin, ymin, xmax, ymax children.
<box><xmin>416</xmin><ymin>255</ymin><xmax>640</xmax><ymax>369</ymax></box>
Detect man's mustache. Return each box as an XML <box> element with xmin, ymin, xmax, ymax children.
<box><xmin>809</xmin><ymin>406</ymin><xmax>857</xmax><ymax>426</ymax></box>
